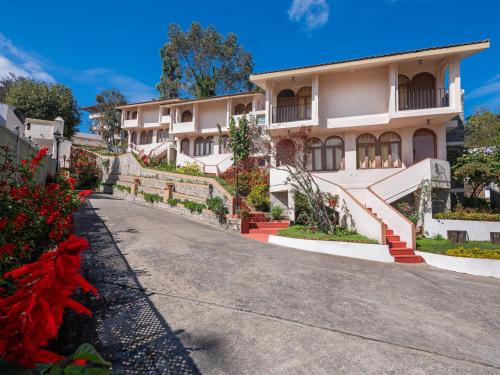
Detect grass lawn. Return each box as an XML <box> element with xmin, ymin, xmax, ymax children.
<box><xmin>416</xmin><ymin>237</ymin><xmax>500</xmax><ymax>255</ymax></box>
<box><xmin>278</xmin><ymin>225</ymin><xmax>378</xmax><ymax>244</ymax></box>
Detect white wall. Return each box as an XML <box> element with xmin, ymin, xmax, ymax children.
<box><xmin>142</xmin><ymin>107</ymin><xmax>159</xmax><ymax>125</ymax></box>
<box><xmin>424</xmin><ymin>215</ymin><xmax>500</xmax><ymax>241</ymax></box>
<box><xmin>199</xmin><ymin>101</ymin><xmax>227</xmax><ymax>133</ymax></box>
<box><xmin>319</xmin><ymin>67</ymin><xmax>389</xmax><ymax>121</ymax></box>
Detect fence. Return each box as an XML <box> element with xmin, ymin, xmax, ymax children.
<box><xmin>0</xmin><ymin>126</ymin><xmax>56</xmax><ymax>185</ymax></box>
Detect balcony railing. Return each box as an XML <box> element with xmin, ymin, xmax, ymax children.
<box><xmin>398</xmin><ymin>88</ymin><xmax>449</xmax><ymax>111</ymax></box>
<box><xmin>272</xmin><ymin>104</ymin><xmax>312</xmax><ymax>123</ymax></box>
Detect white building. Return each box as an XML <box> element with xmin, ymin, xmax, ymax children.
<box><xmin>117</xmin><ymin>40</ymin><xmax>490</xmax><ymax>258</ymax></box>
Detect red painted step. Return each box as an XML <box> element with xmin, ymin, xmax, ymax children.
<box><xmin>250</xmin><ymin>222</ymin><xmax>289</xmax><ymax>229</ymax></box>
<box><xmin>367</xmin><ymin>207</ymin><xmax>424</xmax><ymax>264</ymax></box>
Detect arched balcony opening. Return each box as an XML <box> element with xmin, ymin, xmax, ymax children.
<box><xmin>205</xmin><ymin>136</ymin><xmax>214</xmax><ymax>155</ymax></box>
<box><xmin>181</xmin><ymin>110</ymin><xmax>193</xmax><ymax>122</ymax></box>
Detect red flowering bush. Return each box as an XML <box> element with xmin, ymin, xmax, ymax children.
<box><xmin>0</xmin><ymin>147</ymin><xmax>91</xmax><ymax>281</ymax></box>
<box><xmin>69</xmin><ymin>148</ymin><xmax>101</xmax><ymax>190</ymax></box>
<box><xmin>220</xmin><ymin>159</ymin><xmax>269</xmax><ymax>196</ymax></box>
<box><xmin>0</xmin><ymin>235</ymin><xmax>96</xmax><ymax>367</ymax></box>
<box><xmin>0</xmin><ymin>146</ymin><xmax>99</xmax><ymax>371</ymax></box>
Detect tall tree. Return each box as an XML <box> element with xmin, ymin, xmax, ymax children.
<box><xmin>5</xmin><ymin>79</ymin><xmax>80</xmax><ymax>138</ymax></box>
<box><xmin>157</xmin><ymin>22</ymin><xmax>254</xmax><ymax>99</ymax></box>
<box><xmin>465</xmin><ymin>108</ymin><xmax>500</xmax><ymax>149</ymax></box>
<box><xmin>91</xmin><ymin>89</ymin><xmax>127</xmax><ymax>147</ymax></box>
<box><xmin>0</xmin><ymin>74</ymin><xmax>26</xmax><ymax>103</ymax></box>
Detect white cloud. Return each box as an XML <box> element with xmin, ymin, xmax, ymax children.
<box><xmin>0</xmin><ymin>33</ymin><xmax>55</xmax><ymax>82</ymax></box>
<box><xmin>0</xmin><ymin>33</ymin><xmax>156</xmax><ymax>103</ymax></box>
<box><xmin>288</xmin><ymin>0</ymin><xmax>330</xmax><ymax>31</ymax></box>
<box><xmin>466</xmin><ymin>73</ymin><xmax>500</xmax><ymax>109</ymax></box>
<box><xmin>65</xmin><ymin>68</ymin><xmax>157</xmax><ymax>103</ymax></box>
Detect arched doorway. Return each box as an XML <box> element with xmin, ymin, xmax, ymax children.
<box><xmin>413</xmin><ymin>129</ymin><xmax>436</xmax><ymax>163</ymax></box>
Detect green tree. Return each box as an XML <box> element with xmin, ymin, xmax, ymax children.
<box><xmin>157</xmin><ymin>22</ymin><xmax>254</xmax><ymax>99</ymax></box>
<box><xmin>5</xmin><ymin>79</ymin><xmax>80</xmax><ymax>138</ymax></box>
<box><xmin>0</xmin><ymin>74</ymin><xmax>26</xmax><ymax>103</ymax></box>
<box><xmin>91</xmin><ymin>89</ymin><xmax>127</xmax><ymax>147</ymax></box>
<box><xmin>465</xmin><ymin>108</ymin><xmax>500</xmax><ymax>149</ymax></box>
<box><xmin>452</xmin><ymin>149</ymin><xmax>500</xmax><ymax>198</ymax></box>
<box><xmin>228</xmin><ymin>115</ymin><xmax>253</xmax><ymax>162</ymax></box>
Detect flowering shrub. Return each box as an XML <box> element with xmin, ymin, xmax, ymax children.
<box><xmin>0</xmin><ymin>146</ymin><xmax>96</xmax><ymax>370</ymax></box>
<box><xmin>177</xmin><ymin>162</ymin><xmax>203</xmax><ymax>176</ymax></box>
<box><xmin>220</xmin><ymin>160</ymin><xmax>269</xmax><ymax>196</ymax></box>
<box><xmin>69</xmin><ymin>148</ymin><xmax>101</xmax><ymax>189</ymax></box>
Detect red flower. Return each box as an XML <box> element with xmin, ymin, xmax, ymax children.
<box><xmin>13</xmin><ymin>213</ymin><xmax>28</xmax><ymax>230</ymax></box>
<box><xmin>0</xmin><ymin>235</ymin><xmax>96</xmax><ymax>368</ymax></box>
<box><xmin>73</xmin><ymin>359</ymin><xmax>87</xmax><ymax>366</ymax></box>
<box><xmin>0</xmin><ymin>218</ymin><xmax>7</xmax><ymax>231</ymax></box>
<box><xmin>0</xmin><ymin>243</ymin><xmax>16</xmax><ymax>255</ymax></box>
<box><xmin>21</xmin><ymin>159</ymin><xmax>27</xmax><ymax>165</ymax></box>
<box><xmin>10</xmin><ymin>186</ymin><xmax>29</xmax><ymax>200</ymax></box>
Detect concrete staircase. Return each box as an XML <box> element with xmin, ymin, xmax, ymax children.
<box><xmin>367</xmin><ymin>207</ymin><xmax>423</xmax><ymax>263</ymax></box>
<box><xmin>243</xmin><ymin>212</ymin><xmax>289</xmax><ymax>242</ymax></box>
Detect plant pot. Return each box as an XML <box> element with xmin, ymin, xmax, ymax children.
<box><xmin>240</xmin><ymin>217</ymin><xmax>250</xmax><ymax>234</ymax></box>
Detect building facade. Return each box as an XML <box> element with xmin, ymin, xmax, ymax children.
<box><xmin>118</xmin><ymin>40</ymin><xmax>489</xmax><ymax>249</ymax></box>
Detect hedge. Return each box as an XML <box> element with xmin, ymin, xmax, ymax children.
<box><xmin>434</xmin><ymin>212</ymin><xmax>500</xmax><ymax>222</ymax></box>
<box><xmin>446</xmin><ymin>247</ymin><xmax>500</xmax><ymax>260</ymax></box>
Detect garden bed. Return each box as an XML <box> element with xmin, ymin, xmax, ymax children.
<box><xmin>278</xmin><ymin>225</ymin><xmax>377</xmax><ymax>244</ymax></box>
<box><xmin>416</xmin><ymin>237</ymin><xmax>500</xmax><ymax>258</ymax></box>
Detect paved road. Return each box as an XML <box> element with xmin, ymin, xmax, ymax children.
<box><xmin>79</xmin><ymin>194</ymin><xmax>500</xmax><ymax>374</ymax></box>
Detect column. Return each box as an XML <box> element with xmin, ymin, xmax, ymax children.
<box><xmin>388</xmin><ymin>64</ymin><xmax>397</xmax><ymax>116</ymax></box>
<box><xmin>312</xmin><ymin>74</ymin><xmax>319</xmax><ymax>125</ymax></box>
<box><xmin>344</xmin><ymin>132</ymin><xmax>357</xmax><ymax>171</ymax></box>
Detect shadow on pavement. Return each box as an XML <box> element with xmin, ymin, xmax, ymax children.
<box><xmin>75</xmin><ymin>199</ymin><xmax>201</xmax><ymax>375</ymax></box>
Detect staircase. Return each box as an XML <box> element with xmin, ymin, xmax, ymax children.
<box><xmin>366</xmin><ymin>207</ymin><xmax>423</xmax><ymax>263</ymax></box>
<box><xmin>243</xmin><ymin>212</ymin><xmax>289</xmax><ymax>242</ymax></box>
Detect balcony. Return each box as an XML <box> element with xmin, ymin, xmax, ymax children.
<box><xmin>170</xmin><ymin>121</ymin><xmax>195</xmax><ymax>134</ymax></box>
<box><xmin>398</xmin><ymin>88</ymin><xmax>449</xmax><ymax>111</ymax></box>
<box><xmin>123</xmin><ymin>119</ymin><xmax>138</xmax><ymax>128</ymax></box>
<box><xmin>272</xmin><ymin>104</ymin><xmax>312</xmax><ymax>124</ymax></box>
<box><xmin>160</xmin><ymin>114</ymin><xmax>171</xmax><ymax>124</ymax></box>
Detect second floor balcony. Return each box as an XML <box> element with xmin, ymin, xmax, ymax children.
<box><xmin>398</xmin><ymin>87</ymin><xmax>449</xmax><ymax>111</ymax></box>
<box><xmin>272</xmin><ymin>104</ymin><xmax>312</xmax><ymax>123</ymax></box>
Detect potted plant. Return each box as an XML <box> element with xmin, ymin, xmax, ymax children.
<box><xmin>238</xmin><ymin>208</ymin><xmax>251</xmax><ymax>233</ymax></box>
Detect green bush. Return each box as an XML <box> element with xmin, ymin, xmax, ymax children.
<box><xmin>156</xmin><ymin>160</ymin><xmax>177</xmax><ymax>172</ymax></box>
<box><xmin>181</xmin><ymin>200</ymin><xmax>206</xmax><ymax>214</ymax></box>
<box><xmin>115</xmin><ymin>184</ymin><xmax>131</xmax><ymax>193</ymax></box>
<box><xmin>278</xmin><ymin>225</ymin><xmax>377</xmax><ymax>244</ymax></box>
<box><xmin>446</xmin><ymin>247</ymin><xmax>500</xmax><ymax>260</ymax></box>
<box><xmin>246</xmin><ymin>183</ymin><xmax>270</xmax><ymax>211</ymax></box>
<box><xmin>270</xmin><ymin>205</ymin><xmax>284</xmax><ymax>220</ymax></box>
<box><xmin>167</xmin><ymin>198</ymin><xmax>181</xmax><ymax>207</ymax></box>
<box><xmin>434</xmin><ymin>211</ymin><xmax>500</xmax><ymax>222</ymax></box>
<box><xmin>237</xmin><ymin>208</ymin><xmax>250</xmax><ymax>219</ymax></box>
<box><xmin>294</xmin><ymin>192</ymin><xmax>314</xmax><ymax>226</ymax></box>
<box><xmin>177</xmin><ymin>162</ymin><xmax>203</xmax><ymax>176</ymax></box>
<box><xmin>206</xmin><ymin>196</ymin><xmax>227</xmax><ymax>217</ymax></box>
<box><xmin>142</xmin><ymin>192</ymin><xmax>162</xmax><ymax>203</ymax></box>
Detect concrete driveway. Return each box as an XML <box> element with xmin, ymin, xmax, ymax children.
<box><xmin>77</xmin><ymin>194</ymin><xmax>500</xmax><ymax>374</ymax></box>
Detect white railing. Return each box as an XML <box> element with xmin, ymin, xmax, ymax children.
<box><xmin>148</xmin><ymin>139</ymin><xmax>176</xmax><ymax>158</ymax></box>
<box><xmin>313</xmin><ymin>175</ymin><xmax>386</xmax><ymax>244</ymax></box>
<box><xmin>370</xmin><ymin>158</ymin><xmax>450</xmax><ymax>203</ymax></box>
<box><xmin>349</xmin><ymin>188</ymin><xmax>415</xmax><ymax>250</ymax></box>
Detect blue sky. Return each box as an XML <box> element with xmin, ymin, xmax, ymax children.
<box><xmin>0</xmin><ymin>0</ymin><xmax>498</xmax><ymax>132</ymax></box>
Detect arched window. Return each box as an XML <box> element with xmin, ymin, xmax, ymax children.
<box><xmin>413</xmin><ymin>129</ymin><xmax>436</xmax><ymax>163</ymax></box>
<box><xmin>132</xmin><ymin>111</ymin><xmax>138</xmax><ymax>120</ymax></box>
<box><xmin>147</xmin><ymin>130</ymin><xmax>153</xmax><ymax>144</ymax></box>
<box><xmin>304</xmin><ymin>137</ymin><xmax>322</xmax><ymax>171</ymax></box>
<box><xmin>411</xmin><ymin>72</ymin><xmax>436</xmax><ymax>109</ymax></box>
<box><xmin>324</xmin><ymin>136</ymin><xmax>344</xmax><ymax>171</ymax></box>
<box><xmin>181</xmin><ymin>110</ymin><xmax>193</xmax><ymax>122</ymax></box>
<box><xmin>398</xmin><ymin>75</ymin><xmax>410</xmax><ymax>110</ymax></box>
<box><xmin>297</xmin><ymin>86</ymin><xmax>312</xmax><ymax>120</ymax></box>
<box><xmin>205</xmin><ymin>136</ymin><xmax>214</xmax><ymax>155</ymax></box>
<box><xmin>276</xmin><ymin>139</ymin><xmax>296</xmax><ymax>166</ymax></box>
<box><xmin>180</xmin><ymin>138</ymin><xmax>190</xmax><ymax>154</ymax></box>
<box><xmin>276</xmin><ymin>89</ymin><xmax>296</xmax><ymax>122</ymax></box>
<box><xmin>357</xmin><ymin>133</ymin><xmax>378</xmax><ymax>169</ymax></box>
<box><xmin>245</xmin><ymin>103</ymin><xmax>253</xmax><ymax>113</ymax></box>
<box><xmin>219</xmin><ymin>135</ymin><xmax>231</xmax><ymax>154</ymax></box>
<box><xmin>234</xmin><ymin>104</ymin><xmax>246</xmax><ymax>115</ymax></box>
<box><xmin>156</xmin><ymin>130</ymin><xmax>164</xmax><ymax>143</ymax></box>
<box><xmin>277</xmin><ymin>89</ymin><xmax>295</xmax><ymax>107</ymax></box>
<box><xmin>139</xmin><ymin>131</ymin><xmax>147</xmax><ymax>145</ymax></box>
<box><xmin>194</xmin><ymin>137</ymin><xmax>204</xmax><ymax>156</ymax></box>
<box><xmin>379</xmin><ymin>132</ymin><xmax>401</xmax><ymax>168</ymax></box>
<box><xmin>131</xmin><ymin>132</ymin><xmax>137</xmax><ymax>145</ymax></box>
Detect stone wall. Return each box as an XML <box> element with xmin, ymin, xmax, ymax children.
<box><xmin>97</xmin><ymin>152</ymin><xmax>235</xmax><ymax>213</ymax></box>
<box><xmin>0</xmin><ymin>125</ymin><xmax>56</xmax><ymax>185</ymax></box>
<box><xmin>112</xmin><ymin>188</ymin><xmax>240</xmax><ymax>232</ymax></box>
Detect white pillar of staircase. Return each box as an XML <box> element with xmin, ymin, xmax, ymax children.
<box><xmin>344</xmin><ymin>132</ymin><xmax>357</xmax><ymax>171</ymax></box>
